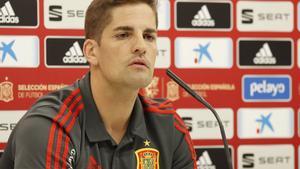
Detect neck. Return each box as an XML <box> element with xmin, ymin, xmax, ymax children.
<box><xmin>90</xmin><ymin>71</ymin><xmax>138</xmax><ymax>144</ymax></box>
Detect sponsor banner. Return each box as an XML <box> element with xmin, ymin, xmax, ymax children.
<box><xmin>237</xmin><ymin>1</ymin><xmax>293</xmax><ymax>32</ymax></box>
<box><xmin>157</xmin><ymin>0</ymin><xmax>170</xmax><ymax>30</ymax></box>
<box><xmin>177</xmin><ymin>108</ymin><xmax>234</xmax><ymax>139</ymax></box>
<box><xmin>141</xmin><ymin>74</ymin><xmax>235</xmax><ymax>101</ymax></box>
<box><xmin>175</xmin><ymin>0</ymin><xmax>232</xmax><ymax>31</ymax></box>
<box><xmin>238</xmin><ymin>144</ymin><xmax>294</xmax><ymax>169</ymax></box>
<box><xmin>155</xmin><ymin>37</ymin><xmax>170</xmax><ymax>68</ymax></box>
<box><xmin>242</xmin><ymin>75</ymin><xmax>291</xmax><ymax>102</ymax></box>
<box><xmin>44</xmin><ymin>0</ymin><xmax>92</xmax><ymax>29</ymax></box>
<box><xmin>195</xmin><ymin>146</ymin><xmax>233</xmax><ymax>169</ymax></box>
<box><xmin>0</xmin><ymin>110</ymin><xmax>26</xmax><ymax>142</ymax></box>
<box><xmin>164</xmin><ymin>79</ymin><xmax>236</xmax><ymax>104</ymax></box>
<box><xmin>45</xmin><ymin>36</ymin><xmax>88</xmax><ymax>68</ymax></box>
<box><xmin>0</xmin><ymin>76</ymin><xmax>69</xmax><ymax>105</ymax></box>
<box><xmin>238</xmin><ymin>108</ymin><xmax>294</xmax><ymax>139</ymax></box>
<box><xmin>0</xmin><ymin>36</ymin><xmax>39</xmax><ymax>68</ymax></box>
<box><xmin>238</xmin><ymin>38</ymin><xmax>293</xmax><ymax>69</ymax></box>
<box><xmin>175</xmin><ymin>37</ymin><xmax>233</xmax><ymax>68</ymax></box>
<box><xmin>0</xmin><ymin>0</ymin><xmax>38</xmax><ymax>28</ymax></box>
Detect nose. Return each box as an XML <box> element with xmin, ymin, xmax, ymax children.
<box><xmin>131</xmin><ymin>34</ymin><xmax>146</xmax><ymax>56</ymax></box>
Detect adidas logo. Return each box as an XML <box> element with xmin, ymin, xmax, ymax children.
<box><xmin>192</xmin><ymin>5</ymin><xmax>215</xmax><ymax>27</ymax></box>
<box><xmin>63</xmin><ymin>41</ymin><xmax>87</xmax><ymax>64</ymax></box>
<box><xmin>0</xmin><ymin>1</ymin><xmax>19</xmax><ymax>24</ymax></box>
<box><xmin>254</xmin><ymin>43</ymin><xmax>276</xmax><ymax>64</ymax></box>
<box><xmin>196</xmin><ymin>151</ymin><xmax>216</xmax><ymax>169</ymax></box>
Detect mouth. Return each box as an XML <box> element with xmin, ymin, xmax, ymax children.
<box><xmin>129</xmin><ymin>58</ymin><xmax>149</xmax><ymax>68</ymax></box>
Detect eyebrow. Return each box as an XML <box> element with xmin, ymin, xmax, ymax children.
<box><xmin>144</xmin><ymin>28</ymin><xmax>157</xmax><ymax>34</ymax></box>
<box><xmin>113</xmin><ymin>26</ymin><xmax>157</xmax><ymax>34</ymax></box>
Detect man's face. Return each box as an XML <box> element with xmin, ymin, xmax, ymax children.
<box><xmin>93</xmin><ymin>3</ymin><xmax>157</xmax><ymax>89</ymax></box>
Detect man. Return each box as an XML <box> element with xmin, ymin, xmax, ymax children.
<box><xmin>0</xmin><ymin>0</ymin><xmax>196</xmax><ymax>168</ymax></box>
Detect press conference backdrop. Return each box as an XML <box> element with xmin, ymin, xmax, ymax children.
<box><xmin>0</xmin><ymin>0</ymin><xmax>299</xmax><ymax>168</ymax></box>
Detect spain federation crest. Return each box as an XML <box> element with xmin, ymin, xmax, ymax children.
<box><xmin>166</xmin><ymin>80</ymin><xmax>179</xmax><ymax>101</ymax></box>
<box><xmin>135</xmin><ymin>148</ymin><xmax>159</xmax><ymax>169</ymax></box>
<box><xmin>0</xmin><ymin>77</ymin><xmax>13</xmax><ymax>102</ymax></box>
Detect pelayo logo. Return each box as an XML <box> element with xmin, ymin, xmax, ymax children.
<box><xmin>242</xmin><ymin>75</ymin><xmax>291</xmax><ymax>102</ymax></box>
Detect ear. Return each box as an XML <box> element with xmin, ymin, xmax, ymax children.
<box><xmin>83</xmin><ymin>39</ymin><xmax>99</xmax><ymax>66</ymax></box>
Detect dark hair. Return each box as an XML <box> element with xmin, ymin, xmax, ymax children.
<box><xmin>85</xmin><ymin>0</ymin><xmax>158</xmax><ymax>41</ymax></box>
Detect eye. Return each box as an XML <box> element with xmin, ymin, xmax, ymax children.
<box><xmin>115</xmin><ymin>32</ymin><xmax>130</xmax><ymax>39</ymax></box>
<box><xmin>144</xmin><ymin>33</ymin><xmax>156</xmax><ymax>42</ymax></box>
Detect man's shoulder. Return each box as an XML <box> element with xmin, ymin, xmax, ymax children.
<box><xmin>140</xmin><ymin>96</ymin><xmax>175</xmax><ymax>114</ymax></box>
<box><xmin>24</xmin><ymin>82</ymin><xmax>82</xmax><ymax>122</ymax></box>
<box><xmin>140</xmin><ymin>96</ymin><xmax>186</xmax><ymax>131</ymax></box>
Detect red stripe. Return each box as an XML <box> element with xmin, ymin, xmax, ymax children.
<box><xmin>59</xmin><ymin>96</ymin><xmax>82</xmax><ymax>126</ymax></box>
<box><xmin>145</xmin><ymin>101</ymin><xmax>197</xmax><ymax>168</ymax></box>
<box><xmin>54</xmin><ymin>89</ymin><xmax>80</xmax><ymax>122</ymax></box>
<box><xmin>160</xmin><ymin>99</ymin><xmax>172</xmax><ymax>106</ymax></box>
<box><xmin>46</xmin><ymin>124</ymin><xmax>57</xmax><ymax>169</ymax></box>
<box><xmin>184</xmin><ymin>135</ymin><xmax>197</xmax><ymax>169</ymax></box>
<box><xmin>146</xmin><ymin>106</ymin><xmax>187</xmax><ymax>129</ymax></box>
<box><xmin>173</xmin><ymin>114</ymin><xmax>196</xmax><ymax>161</ymax></box>
<box><xmin>54</xmin><ymin>95</ymin><xmax>82</xmax><ymax>168</ymax></box>
<box><xmin>59</xmin><ymin>103</ymin><xmax>84</xmax><ymax>169</ymax></box>
<box><xmin>88</xmin><ymin>156</ymin><xmax>102</xmax><ymax>169</ymax></box>
<box><xmin>54</xmin><ymin>127</ymin><xmax>64</xmax><ymax>169</ymax></box>
<box><xmin>142</xmin><ymin>97</ymin><xmax>156</xmax><ymax>105</ymax></box>
<box><xmin>46</xmin><ymin>89</ymin><xmax>80</xmax><ymax>169</ymax></box>
<box><xmin>146</xmin><ymin>107</ymin><xmax>185</xmax><ymax>126</ymax></box>
<box><xmin>145</xmin><ymin>106</ymin><xmax>174</xmax><ymax>114</ymax></box>
<box><xmin>159</xmin><ymin>104</ymin><xmax>173</xmax><ymax>109</ymax></box>
<box><xmin>66</xmin><ymin>103</ymin><xmax>84</xmax><ymax>132</ymax></box>
<box><xmin>58</xmin><ymin>103</ymin><xmax>84</xmax><ymax>169</ymax></box>
<box><xmin>174</xmin><ymin>114</ymin><xmax>187</xmax><ymax>128</ymax></box>
<box><xmin>174</xmin><ymin>123</ymin><xmax>197</xmax><ymax>169</ymax></box>
<box><xmin>173</xmin><ymin>110</ymin><xmax>197</xmax><ymax>164</ymax></box>
<box><xmin>61</xmin><ymin>136</ymin><xmax>70</xmax><ymax>169</ymax></box>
